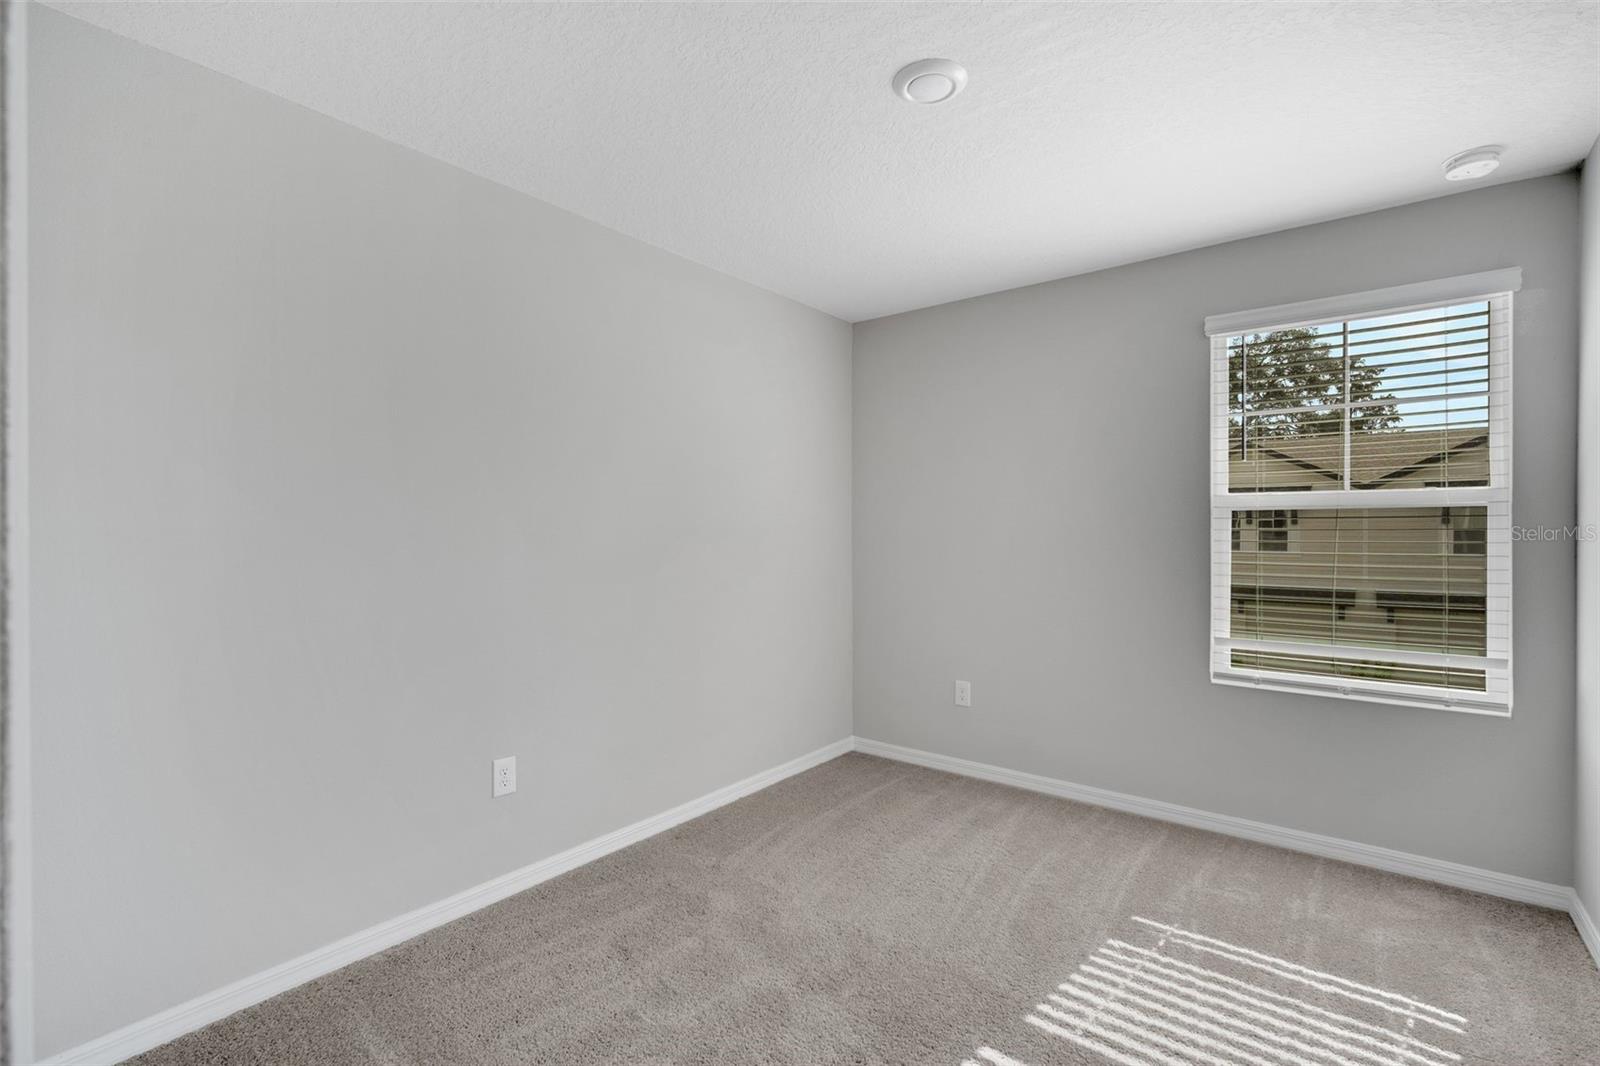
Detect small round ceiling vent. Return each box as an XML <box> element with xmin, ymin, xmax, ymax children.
<box><xmin>892</xmin><ymin>59</ymin><xmax>968</xmax><ymax>104</ymax></box>
<box><xmin>1443</xmin><ymin>146</ymin><xmax>1502</xmax><ymax>182</ymax></box>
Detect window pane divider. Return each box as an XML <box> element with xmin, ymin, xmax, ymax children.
<box><xmin>1341</xmin><ymin>318</ymin><xmax>1351</xmax><ymax>490</ymax></box>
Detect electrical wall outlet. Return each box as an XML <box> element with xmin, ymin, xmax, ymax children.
<box><xmin>954</xmin><ymin>680</ymin><xmax>972</xmax><ymax>708</ymax></box>
<box><xmin>492</xmin><ymin>755</ymin><xmax>517</xmax><ymax>797</ymax></box>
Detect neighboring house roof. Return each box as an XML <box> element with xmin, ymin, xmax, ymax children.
<box><xmin>1234</xmin><ymin>426</ymin><xmax>1487</xmax><ymax>489</ymax></box>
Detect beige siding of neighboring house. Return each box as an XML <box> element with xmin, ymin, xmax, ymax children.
<box><xmin>1229</xmin><ymin>434</ymin><xmax>1489</xmax><ymax>663</ymax></box>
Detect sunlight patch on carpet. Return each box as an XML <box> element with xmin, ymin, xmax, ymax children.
<box><xmin>966</xmin><ymin>916</ymin><xmax>1466</xmax><ymax>1066</ymax></box>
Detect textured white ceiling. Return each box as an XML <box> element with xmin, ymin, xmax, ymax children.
<box><xmin>45</xmin><ymin>1</ymin><xmax>1600</xmax><ymax>322</ymax></box>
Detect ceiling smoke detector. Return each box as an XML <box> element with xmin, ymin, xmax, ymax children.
<box><xmin>892</xmin><ymin>59</ymin><xmax>967</xmax><ymax>104</ymax></box>
<box><xmin>1442</xmin><ymin>146</ymin><xmax>1503</xmax><ymax>182</ymax></box>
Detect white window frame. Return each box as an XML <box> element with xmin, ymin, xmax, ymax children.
<box><xmin>1207</xmin><ymin>268</ymin><xmax>1519</xmax><ymax>716</ymax></box>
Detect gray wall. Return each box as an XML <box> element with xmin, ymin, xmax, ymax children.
<box><xmin>1579</xmin><ymin>140</ymin><xmax>1600</xmax><ymax>922</ymax></box>
<box><xmin>855</xmin><ymin>174</ymin><xmax>1580</xmax><ymax>886</ymax></box>
<box><xmin>29</xmin><ymin>9</ymin><xmax>852</xmax><ymax>1057</ymax></box>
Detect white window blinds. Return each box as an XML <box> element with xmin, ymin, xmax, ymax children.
<box><xmin>1208</xmin><ymin>270</ymin><xmax>1517</xmax><ymax>714</ymax></box>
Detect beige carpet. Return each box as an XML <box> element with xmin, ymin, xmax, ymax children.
<box><xmin>130</xmin><ymin>753</ymin><xmax>1600</xmax><ymax>1065</ymax></box>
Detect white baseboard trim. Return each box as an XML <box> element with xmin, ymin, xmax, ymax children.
<box><xmin>37</xmin><ymin>734</ymin><xmax>1595</xmax><ymax>1063</ymax></box>
<box><xmin>39</xmin><ymin>737</ymin><xmax>855</xmax><ymax>1066</ymax></box>
<box><xmin>1570</xmin><ymin>890</ymin><xmax>1600</xmax><ymax>971</ymax></box>
<box><xmin>852</xmin><ymin>737</ymin><xmax>1574</xmax><ymax>911</ymax></box>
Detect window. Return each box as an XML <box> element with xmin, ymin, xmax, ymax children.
<box><xmin>1454</xmin><ymin>525</ymin><xmax>1487</xmax><ymax>556</ymax></box>
<box><xmin>1255</xmin><ymin>509</ymin><xmax>1292</xmax><ymax>552</ymax></box>
<box><xmin>1208</xmin><ymin>269</ymin><xmax>1516</xmax><ymax>714</ymax></box>
<box><xmin>1440</xmin><ymin>506</ymin><xmax>1488</xmax><ymax>556</ymax></box>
